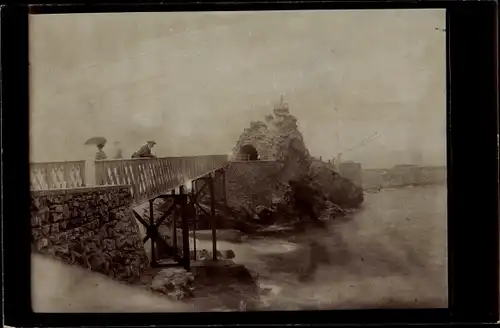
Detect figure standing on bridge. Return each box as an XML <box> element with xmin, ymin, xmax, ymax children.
<box><xmin>84</xmin><ymin>136</ymin><xmax>108</xmax><ymax>160</ymax></box>
<box><xmin>132</xmin><ymin>140</ymin><xmax>157</xmax><ymax>159</ymax></box>
<box><xmin>95</xmin><ymin>143</ymin><xmax>107</xmax><ymax>161</ymax></box>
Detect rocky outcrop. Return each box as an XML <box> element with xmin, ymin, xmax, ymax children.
<box><xmin>31</xmin><ymin>186</ymin><xmax>149</xmax><ymax>283</ymax></box>
<box><xmin>309</xmin><ymin>159</ymin><xmax>364</xmax><ymax>208</ymax></box>
<box><xmin>229</xmin><ymin>100</ymin><xmax>363</xmax><ymax>219</ymax></box>
<box><xmin>232</xmin><ymin>99</ymin><xmax>311</xmax><ymax>182</ymax></box>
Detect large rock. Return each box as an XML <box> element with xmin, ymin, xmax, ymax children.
<box><xmin>309</xmin><ymin>159</ymin><xmax>364</xmax><ymax>208</ymax></box>
<box><xmin>190</xmin><ymin>249</ymin><xmax>225</xmax><ymax>261</ymax></box>
<box><xmin>229</xmin><ymin>100</ymin><xmax>363</xmax><ymax>216</ymax></box>
<box><xmin>232</xmin><ymin>99</ymin><xmax>312</xmax><ymax>176</ymax></box>
<box><xmin>151</xmin><ymin>268</ymin><xmax>195</xmax><ymax>300</ymax></box>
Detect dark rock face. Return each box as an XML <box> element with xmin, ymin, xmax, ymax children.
<box><xmin>309</xmin><ymin>159</ymin><xmax>364</xmax><ymax>209</ymax></box>
<box><xmin>225</xmin><ymin>161</ymin><xmax>288</xmax><ymax>211</ymax></box>
<box><xmin>31</xmin><ymin>187</ymin><xmax>149</xmax><ymax>283</ymax></box>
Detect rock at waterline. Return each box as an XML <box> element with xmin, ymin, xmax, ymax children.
<box><xmin>151</xmin><ymin>268</ymin><xmax>195</xmax><ymax>300</ymax></box>
<box><xmin>308</xmin><ymin>160</ymin><xmax>364</xmax><ymax>209</ymax></box>
<box><xmin>224</xmin><ymin>249</ymin><xmax>236</xmax><ymax>259</ymax></box>
<box><xmin>190</xmin><ymin>249</ymin><xmax>236</xmax><ymax>261</ymax></box>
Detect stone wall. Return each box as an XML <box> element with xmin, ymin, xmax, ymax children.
<box><xmin>31</xmin><ymin>186</ymin><xmax>149</xmax><ymax>283</ymax></box>
<box><xmin>225</xmin><ymin>161</ymin><xmax>286</xmax><ymax>210</ymax></box>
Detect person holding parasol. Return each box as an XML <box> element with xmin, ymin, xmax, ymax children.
<box><xmin>84</xmin><ymin>136</ymin><xmax>108</xmax><ymax>161</ymax></box>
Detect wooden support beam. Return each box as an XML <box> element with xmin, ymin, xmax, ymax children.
<box><xmin>149</xmin><ymin>199</ymin><xmax>157</xmax><ymax>267</ymax></box>
<box><xmin>154</xmin><ymin>203</ymin><xmax>176</xmax><ymax>228</ymax></box>
<box><xmin>221</xmin><ymin>168</ymin><xmax>227</xmax><ymax>209</ymax></box>
<box><xmin>194</xmin><ymin>202</ymin><xmax>210</xmax><ymax>218</ymax></box>
<box><xmin>132</xmin><ymin>210</ymin><xmax>149</xmax><ymax>228</ymax></box>
<box><xmin>209</xmin><ymin>173</ymin><xmax>217</xmax><ymax>261</ymax></box>
<box><xmin>179</xmin><ymin>185</ymin><xmax>190</xmax><ymax>271</ymax></box>
<box><xmin>172</xmin><ymin>189</ymin><xmax>177</xmax><ymax>250</ymax></box>
<box><xmin>191</xmin><ymin>178</ymin><xmax>208</xmax><ymax>201</ymax></box>
<box><xmin>192</xmin><ymin>180</ymin><xmax>198</xmax><ymax>261</ymax></box>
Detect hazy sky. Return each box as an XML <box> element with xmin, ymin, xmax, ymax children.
<box><xmin>29</xmin><ymin>9</ymin><xmax>446</xmax><ymax>168</ymax></box>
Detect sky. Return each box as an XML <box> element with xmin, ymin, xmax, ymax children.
<box><xmin>29</xmin><ymin>9</ymin><xmax>447</xmax><ymax>169</ymax></box>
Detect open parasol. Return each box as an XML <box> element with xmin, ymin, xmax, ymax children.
<box><xmin>84</xmin><ymin>136</ymin><xmax>107</xmax><ymax>146</ymax></box>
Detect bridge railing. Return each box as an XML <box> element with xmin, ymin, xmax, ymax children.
<box><xmin>30</xmin><ymin>160</ymin><xmax>86</xmax><ymax>190</ymax></box>
<box><xmin>30</xmin><ymin>155</ymin><xmax>229</xmax><ymax>204</ymax></box>
<box><xmin>94</xmin><ymin>155</ymin><xmax>229</xmax><ymax>204</ymax></box>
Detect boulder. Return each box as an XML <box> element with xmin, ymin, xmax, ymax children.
<box><xmin>223</xmin><ymin>249</ymin><xmax>236</xmax><ymax>259</ymax></box>
<box><xmin>150</xmin><ymin>268</ymin><xmax>195</xmax><ymax>300</ymax></box>
<box><xmin>309</xmin><ymin>159</ymin><xmax>364</xmax><ymax>208</ymax></box>
<box><xmin>190</xmin><ymin>248</ymin><xmax>236</xmax><ymax>261</ymax></box>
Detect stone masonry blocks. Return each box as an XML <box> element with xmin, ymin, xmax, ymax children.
<box><xmin>31</xmin><ymin>186</ymin><xmax>149</xmax><ymax>283</ymax></box>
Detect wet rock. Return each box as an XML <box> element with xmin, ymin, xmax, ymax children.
<box><xmin>309</xmin><ymin>160</ymin><xmax>364</xmax><ymax>208</ymax></box>
<box><xmin>151</xmin><ymin>268</ymin><xmax>195</xmax><ymax>300</ymax></box>
<box><xmin>224</xmin><ymin>249</ymin><xmax>236</xmax><ymax>259</ymax></box>
<box><xmin>259</xmin><ymin>287</ymin><xmax>273</xmax><ymax>295</ymax></box>
<box><xmin>190</xmin><ymin>249</ymin><xmax>226</xmax><ymax>261</ymax></box>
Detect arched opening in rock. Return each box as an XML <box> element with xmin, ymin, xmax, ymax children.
<box><xmin>237</xmin><ymin>144</ymin><xmax>259</xmax><ymax>161</ymax></box>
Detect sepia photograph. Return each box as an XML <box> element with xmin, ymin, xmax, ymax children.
<box><xmin>29</xmin><ymin>9</ymin><xmax>448</xmax><ymax>312</ymax></box>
